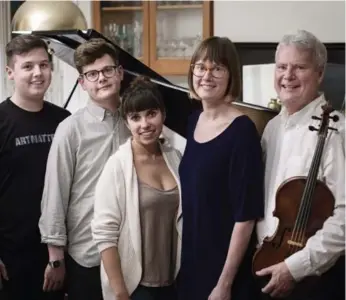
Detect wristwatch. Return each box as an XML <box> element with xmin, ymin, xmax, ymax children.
<box><xmin>49</xmin><ymin>259</ymin><xmax>64</xmax><ymax>268</ymax></box>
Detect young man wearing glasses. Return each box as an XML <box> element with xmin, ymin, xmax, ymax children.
<box><xmin>39</xmin><ymin>38</ymin><xmax>130</xmax><ymax>300</ymax></box>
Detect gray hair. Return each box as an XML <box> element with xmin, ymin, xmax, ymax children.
<box><xmin>275</xmin><ymin>29</ymin><xmax>328</xmax><ymax>70</ymax></box>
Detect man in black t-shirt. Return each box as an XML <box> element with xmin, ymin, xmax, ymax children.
<box><xmin>0</xmin><ymin>35</ymin><xmax>70</xmax><ymax>300</ymax></box>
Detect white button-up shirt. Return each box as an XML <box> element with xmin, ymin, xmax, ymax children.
<box><xmin>256</xmin><ymin>94</ymin><xmax>345</xmax><ymax>281</ymax></box>
<box><xmin>39</xmin><ymin>100</ymin><xmax>130</xmax><ymax>268</ymax></box>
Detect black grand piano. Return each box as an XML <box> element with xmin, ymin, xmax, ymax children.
<box><xmin>13</xmin><ymin>29</ymin><xmax>278</xmax><ymax>138</ymax></box>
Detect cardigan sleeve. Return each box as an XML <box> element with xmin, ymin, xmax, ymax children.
<box><xmin>91</xmin><ymin>155</ymin><xmax>124</xmax><ymax>253</ymax></box>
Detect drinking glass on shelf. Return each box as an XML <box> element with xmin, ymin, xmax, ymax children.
<box><xmin>133</xmin><ymin>20</ymin><xmax>143</xmax><ymax>57</ymax></box>
<box><xmin>118</xmin><ymin>24</ymin><xmax>129</xmax><ymax>54</ymax></box>
<box><xmin>168</xmin><ymin>39</ymin><xmax>178</xmax><ymax>57</ymax></box>
<box><xmin>177</xmin><ymin>40</ymin><xmax>188</xmax><ymax>58</ymax></box>
<box><xmin>103</xmin><ymin>23</ymin><xmax>119</xmax><ymax>45</ymax></box>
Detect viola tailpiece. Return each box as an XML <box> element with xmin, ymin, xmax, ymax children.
<box><xmin>252</xmin><ymin>104</ymin><xmax>339</xmax><ymax>297</ymax></box>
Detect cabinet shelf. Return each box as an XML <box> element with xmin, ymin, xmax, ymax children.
<box><xmin>102</xmin><ymin>6</ymin><xmax>142</xmax><ymax>11</ymax></box>
<box><xmin>101</xmin><ymin>4</ymin><xmax>202</xmax><ymax>12</ymax></box>
<box><xmin>158</xmin><ymin>57</ymin><xmax>190</xmax><ymax>60</ymax></box>
<box><xmin>157</xmin><ymin>4</ymin><xmax>203</xmax><ymax>10</ymax></box>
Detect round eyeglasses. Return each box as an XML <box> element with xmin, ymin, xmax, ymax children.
<box><xmin>191</xmin><ymin>63</ymin><xmax>227</xmax><ymax>79</ymax></box>
<box><xmin>82</xmin><ymin>65</ymin><xmax>120</xmax><ymax>82</ymax></box>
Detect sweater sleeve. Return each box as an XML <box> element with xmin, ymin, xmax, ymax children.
<box><xmin>91</xmin><ymin>155</ymin><xmax>124</xmax><ymax>253</ymax></box>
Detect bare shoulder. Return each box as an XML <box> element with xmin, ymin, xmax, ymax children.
<box><xmin>230</xmin><ymin>106</ymin><xmax>245</xmax><ymax>117</ymax></box>
<box><xmin>226</xmin><ymin>106</ymin><xmax>246</xmax><ymax>124</ymax></box>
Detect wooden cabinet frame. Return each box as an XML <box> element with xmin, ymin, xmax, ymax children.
<box><xmin>92</xmin><ymin>0</ymin><xmax>213</xmax><ymax>75</ymax></box>
<box><xmin>149</xmin><ymin>1</ymin><xmax>213</xmax><ymax>75</ymax></box>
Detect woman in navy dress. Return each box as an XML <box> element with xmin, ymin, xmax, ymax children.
<box><xmin>178</xmin><ymin>37</ymin><xmax>264</xmax><ymax>300</ymax></box>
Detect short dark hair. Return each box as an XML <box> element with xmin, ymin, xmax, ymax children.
<box><xmin>120</xmin><ymin>76</ymin><xmax>166</xmax><ymax>120</ymax></box>
<box><xmin>74</xmin><ymin>38</ymin><xmax>119</xmax><ymax>74</ymax></box>
<box><xmin>6</xmin><ymin>35</ymin><xmax>49</xmax><ymax>66</ymax></box>
<box><xmin>188</xmin><ymin>36</ymin><xmax>242</xmax><ymax>101</ymax></box>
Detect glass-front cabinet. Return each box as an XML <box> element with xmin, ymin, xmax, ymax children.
<box><xmin>93</xmin><ymin>1</ymin><xmax>149</xmax><ymax>65</ymax></box>
<box><xmin>92</xmin><ymin>1</ymin><xmax>213</xmax><ymax>75</ymax></box>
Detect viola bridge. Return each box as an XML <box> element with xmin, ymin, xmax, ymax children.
<box><xmin>287</xmin><ymin>240</ymin><xmax>304</xmax><ymax>248</ymax></box>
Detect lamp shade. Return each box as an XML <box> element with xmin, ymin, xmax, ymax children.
<box><xmin>12</xmin><ymin>1</ymin><xmax>88</xmax><ymax>31</ymax></box>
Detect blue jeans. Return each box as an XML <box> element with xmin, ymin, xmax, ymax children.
<box><xmin>131</xmin><ymin>284</ymin><xmax>177</xmax><ymax>300</ymax></box>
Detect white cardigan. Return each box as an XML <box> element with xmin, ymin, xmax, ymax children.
<box><xmin>91</xmin><ymin>137</ymin><xmax>182</xmax><ymax>300</ymax></box>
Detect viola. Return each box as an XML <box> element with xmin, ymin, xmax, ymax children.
<box><xmin>252</xmin><ymin>104</ymin><xmax>340</xmax><ymax>297</ymax></box>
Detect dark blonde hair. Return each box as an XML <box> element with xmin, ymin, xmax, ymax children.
<box><xmin>74</xmin><ymin>38</ymin><xmax>119</xmax><ymax>74</ymax></box>
<box><xmin>187</xmin><ymin>36</ymin><xmax>241</xmax><ymax>101</ymax></box>
<box><xmin>6</xmin><ymin>35</ymin><xmax>49</xmax><ymax>67</ymax></box>
<box><xmin>120</xmin><ymin>76</ymin><xmax>166</xmax><ymax>120</ymax></box>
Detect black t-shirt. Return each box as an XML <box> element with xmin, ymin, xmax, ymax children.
<box><xmin>0</xmin><ymin>98</ymin><xmax>70</xmax><ymax>256</ymax></box>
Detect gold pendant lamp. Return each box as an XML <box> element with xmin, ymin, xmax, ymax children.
<box><xmin>12</xmin><ymin>0</ymin><xmax>88</xmax><ymax>31</ymax></box>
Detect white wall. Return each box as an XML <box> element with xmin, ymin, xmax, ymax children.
<box><xmin>53</xmin><ymin>0</ymin><xmax>92</xmax><ymax>113</ymax></box>
<box><xmin>214</xmin><ymin>0</ymin><xmax>345</xmax><ymax>43</ymax></box>
<box><xmin>214</xmin><ymin>1</ymin><xmax>345</xmax><ymax>108</ymax></box>
<box><xmin>165</xmin><ymin>0</ymin><xmax>345</xmax><ymax>87</ymax></box>
<box><xmin>0</xmin><ymin>2</ymin><xmax>11</xmax><ymax>100</ymax></box>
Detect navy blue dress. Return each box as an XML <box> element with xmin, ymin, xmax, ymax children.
<box><xmin>178</xmin><ymin>111</ymin><xmax>264</xmax><ymax>300</ymax></box>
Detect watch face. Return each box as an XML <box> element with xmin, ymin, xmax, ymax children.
<box><xmin>52</xmin><ymin>261</ymin><xmax>61</xmax><ymax>268</ymax></box>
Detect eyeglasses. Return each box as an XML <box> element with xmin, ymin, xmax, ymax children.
<box><xmin>191</xmin><ymin>63</ymin><xmax>227</xmax><ymax>79</ymax></box>
<box><xmin>81</xmin><ymin>65</ymin><xmax>120</xmax><ymax>82</ymax></box>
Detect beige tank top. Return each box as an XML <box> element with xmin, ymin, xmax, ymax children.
<box><xmin>138</xmin><ymin>180</ymin><xmax>179</xmax><ymax>287</ymax></box>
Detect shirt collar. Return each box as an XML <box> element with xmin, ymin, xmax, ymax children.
<box><xmin>87</xmin><ymin>100</ymin><xmax>119</xmax><ymax>121</ymax></box>
<box><xmin>279</xmin><ymin>93</ymin><xmax>327</xmax><ymax>125</ymax></box>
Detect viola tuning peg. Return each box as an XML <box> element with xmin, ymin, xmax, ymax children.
<box><xmin>329</xmin><ymin>115</ymin><xmax>339</xmax><ymax>122</ymax></box>
<box><xmin>312</xmin><ymin>116</ymin><xmax>321</xmax><ymax>120</ymax></box>
<box><xmin>309</xmin><ymin>125</ymin><xmax>318</xmax><ymax>131</ymax></box>
<box><xmin>328</xmin><ymin>127</ymin><xmax>338</xmax><ymax>131</ymax></box>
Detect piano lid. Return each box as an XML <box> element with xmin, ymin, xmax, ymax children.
<box><xmin>12</xmin><ymin>29</ymin><xmax>181</xmax><ymax>88</ymax></box>
<box><xmin>12</xmin><ymin>29</ymin><xmax>278</xmax><ymax>137</ymax></box>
